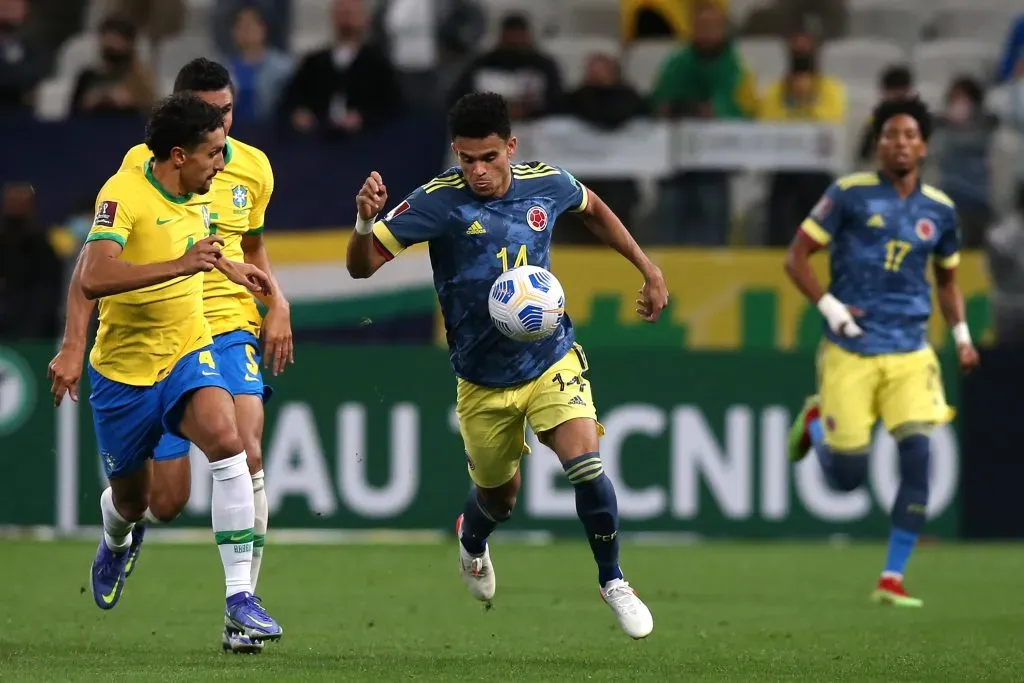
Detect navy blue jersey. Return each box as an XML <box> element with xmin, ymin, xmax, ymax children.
<box><xmin>801</xmin><ymin>171</ymin><xmax>961</xmax><ymax>356</ymax></box>
<box><xmin>372</xmin><ymin>162</ymin><xmax>589</xmax><ymax>387</ymax></box>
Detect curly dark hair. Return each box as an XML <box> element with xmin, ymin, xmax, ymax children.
<box><xmin>871</xmin><ymin>96</ymin><xmax>933</xmax><ymax>143</ymax></box>
<box><xmin>448</xmin><ymin>92</ymin><xmax>511</xmax><ymax>140</ymax></box>
<box><xmin>173</xmin><ymin>57</ymin><xmax>233</xmax><ymax>94</ymax></box>
<box><xmin>145</xmin><ymin>92</ymin><xmax>225</xmax><ymax>161</ymax></box>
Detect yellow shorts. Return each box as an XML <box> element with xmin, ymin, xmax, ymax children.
<box><xmin>816</xmin><ymin>340</ymin><xmax>955</xmax><ymax>452</ymax></box>
<box><xmin>455</xmin><ymin>343</ymin><xmax>603</xmax><ymax>489</ymax></box>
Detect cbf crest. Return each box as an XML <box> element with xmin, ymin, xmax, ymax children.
<box><xmin>232</xmin><ymin>185</ymin><xmax>249</xmax><ymax>208</ymax></box>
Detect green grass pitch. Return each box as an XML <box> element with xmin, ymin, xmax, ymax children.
<box><xmin>0</xmin><ymin>540</ymin><xmax>1021</xmax><ymax>682</ymax></box>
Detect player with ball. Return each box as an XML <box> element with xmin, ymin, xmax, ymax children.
<box><xmin>347</xmin><ymin>93</ymin><xmax>668</xmax><ymax>639</ymax></box>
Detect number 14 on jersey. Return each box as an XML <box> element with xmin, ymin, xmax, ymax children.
<box><xmin>496</xmin><ymin>244</ymin><xmax>528</xmax><ymax>272</ymax></box>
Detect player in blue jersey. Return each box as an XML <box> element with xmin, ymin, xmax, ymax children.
<box><xmin>784</xmin><ymin>97</ymin><xmax>980</xmax><ymax>607</ymax></box>
<box><xmin>347</xmin><ymin>92</ymin><xmax>668</xmax><ymax>639</ymax></box>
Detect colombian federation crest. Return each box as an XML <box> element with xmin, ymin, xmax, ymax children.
<box><xmin>232</xmin><ymin>185</ymin><xmax>249</xmax><ymax>208</ymax></box>
<box><xmin>915</xmin><ymin>218</ymin><xmax>936</xmax><ymax>242</ymax></box>
<box><xmin>0</xmin><ymin>346</ymin><xmax>36</xmax><ymax>437</ymax></box>
<box><xmin>527</xmin><ymin>205</ymin><xmax>548</xmax><ymax>231</ymax></box>
<box><xmin>201</xmin><ymin>205</ymin><xmax>211</xmax><ymax>229</ymax></box>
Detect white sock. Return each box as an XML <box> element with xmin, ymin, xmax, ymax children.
<box><xmin>100</xmin><ymin>487</ymin><xmax>134</xmax><ymax>553</ymax></box>
<box><xmin>251</xmin><ymin>470</ymin><xmax>268</xmax><ymax>593</ymax></box>
<box><xmin>143</xmin><ymin>508</ymin><xmax>161</xmax><ymax>525</ymax></box>
<box><xmin>209</xmin><ymin>452</ymin><xmax>254</xmax><ymax>598</ymax></box>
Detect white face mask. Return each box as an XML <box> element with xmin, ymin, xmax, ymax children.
<box><xmin>947</xmin><ymin>97</ymin><xmax>972</xmax><ymax>123</ymax></box>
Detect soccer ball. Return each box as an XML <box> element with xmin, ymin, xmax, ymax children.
<box><xmin>488</xmin><ymin>265</ymin><xmax>566</xmax><ymax>342</ymax></box>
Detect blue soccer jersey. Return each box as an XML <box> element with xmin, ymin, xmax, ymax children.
<box><xmin>801</xmin><ymin>171</ymin><xmax>962</xmax><ymax>356</ymax></box>
<box><xmin>371</xmin><ymin>162</ymin><xmax>589</xmax><ymax>387</ymax></box>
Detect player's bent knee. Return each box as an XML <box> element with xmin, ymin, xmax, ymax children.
<box><xmin>243</xmin><ymin>439</ymin><xmax>263</xmax><ymax>474</ymax></box>
<box><xmin>476</xmin><ymin>487</ymin><xmax>517</xmax><ymax>522</ymax></box>
<box><xmin>829</xmin><ymin>452</ymin><xmax>869</xmax><ymax>492</ymax></box>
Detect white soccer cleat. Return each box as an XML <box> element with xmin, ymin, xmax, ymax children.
<box><xmin>601</xmin><ymin>578</ymin><xmax>654</xmax><ymax>639</ymax></box>
<box><xmin>455</xmin><ymin>514</ymin><xmax>496</xmax><ymax>601</ymax></box>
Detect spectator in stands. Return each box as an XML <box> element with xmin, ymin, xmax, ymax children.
<box><xmin>0</xmin><ymin>183</ymin><xmax>61</xmax><ymax>340</ymax></box>
<box><xmin>0</xmin><ymin>0</ymin><xmax>44</xmax><ymax>114</ymax></box>
<box><xmin>931</xmin><ymin>77</ymin><xmax>998</xmax><ymax>249</ymax></box>
<box><xmin>996</xmin><ymin>14</ymin><xmax>1024</xmax><ymax>84</ymax></box>
<box><xmin>215</xmin><ymin>0</ymin><xmax>290</xmax><ymax>56</ymax></box>
<box><xmin>22</xmin><ymin>0</ymin><xmax>87</xmax><ymax>76</ymax></box>
<box><xmin>447</xmin><ymin>13</ymin><xmax>563</xmax><ymax>120</ymax></box>
<box><xmin>106</xmin><ymin>0</ymin><xmax>184</xmax><ymax>46</ymax></box>
<box><xmin>557</xmin><ymin>53</ymin><xmax>646</xmax><ymax>244</ymax></box>
<box><xmin>740</xmin><ymin>0</ymin><xmax>848</xmax><ymax>41</ymax></box>
<box><xmin>1011</xmin><ymin>54</ymin><xmax>1024</xmax><ymax>196</ymax></box>
<box><xmin>620</xmin><ymin>0</ymin><xmax>727</xmax><ymax>42</ymax></box>
<box><xmin>70</xmin><ymin>17</ymin><xmax>156</xmax><ymax>118</ymax></box>
<box><xmin>986</xmin><ymin>184</ymin><xmax>1024</xmax><ymax>345</ymax></box>
<box><xmin>224</xmin><ymin>5</ymin><xmax>293</xmax><ymax>123</ymax></box>
<box><xmin>648</xmin><ymin>1</ymin><xmax>756</xmax><ymax>245</ymax></box>
<box><xmin>372</xmin><ymin>0</ymin><xmax>486</xmax><ymax>112</ymax></box>
<box><xmin>759</xmin><ymin>33</ymin><xmax>846</xmax><ymax>246</ymax></box>
<box><xmin>857</xmin><ymin>64</ymin><xmax>914</xmax><ymax>163</ymax></box>
<box><xmin>281</xmin><ymin>0</ymin><xmax>402</xmax><ymax>136</ymax></box>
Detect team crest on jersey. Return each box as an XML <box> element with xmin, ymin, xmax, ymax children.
<box><xmin>201</xmin><ymin>205</ymin><xmax>211</xmax><ymax>229</ymax></box>
<box><xmin>385</xmin><ymin>200</ymin><xmax>410</xmax><ymax>221</ymax></box>
<box><xmin>810</xmin><ymin>196</ymin><xmax>832</xmax><ymax>221</ymax></box>
<box><xmin>231</xmin><ymin>185</ymin><xmax>249</xmax><ymax>208</ymax></box>
<box><xmin>527</xmin><ymin>205</ymin><xmax>548</xmax><ymax>231</ymax></box>
<box><xmin>915</xmin><ymin>218</ymin><xmax>936</xmax><ymax>242</ymax></box>
<box><xmin>94</xmin><ymin>201</ymin><xmax>118</xmax><ymax>228</ymax></box>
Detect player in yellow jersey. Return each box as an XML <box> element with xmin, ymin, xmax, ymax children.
<box><xmin>71</xmin><ymin>92</ymin><xmax>284</xmax><ymax>643</ymax></box>
<box><xmin>48</xmin><ymin>59</ymin><xmax>290</xmax><ymax>654</ymax></box>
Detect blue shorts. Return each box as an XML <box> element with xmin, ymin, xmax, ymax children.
<box><xmin>152</xmin><ymin>330</ymin><xmax>273</xmax><ymax>461</ymax></box>
<box><xmin>89</xmin><ymin>345</ymin><xmax>231</xmax><ymax>479</ymax></box>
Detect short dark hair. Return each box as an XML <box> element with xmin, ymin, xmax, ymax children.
<box><xmin>173</xmin><ymin>57</ymin><xmax>233</xmax><ymax>94</ymax></box>
<box><xmin>948</xmin><ymin>75</ymin><xmax>984</xmax><ymax>105</ymax></box>
<box><xmin>448</xmin><ymin>92</ymin><xmax>511</xmax><ymax>140</ymax></box>
<box><xmin>871</xmin><ymin>96</ymin><xmax>933</xmax><ymax>142</ymax></box>
<box><xmin>145</xmin><ymin>92</ymin><xmax>225</xmax><ymax>161</ymax></box>
<box><xmin>880</xmin><ymin>64</ymin><xmax>913</xmax><ymax>90</ymax></box>
<box><xmin>500</xmin><ymin>13</ymin><xmax>530</xmax><ymax>32</ymax></box>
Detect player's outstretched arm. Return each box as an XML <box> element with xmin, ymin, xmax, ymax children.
<box><xmin>347</xmin><ymin>171</ymin><xmax>389</xmax><ymax>279</ymax></box>
<box><xmin>47</xmin><ymin>252</ymin><xmax>96</xmax><ymax>405</ymax></box>
<box><xmin>243</xmin><ymin>234</ymin><xmax>292</xmax><ymax>375</ymax></box>
<box><xmin>784</xmin><ymin>229</ymin><xmax>864</xmax><ymax>338</ymax></box>
<box><xmin>578</xmin><ymin>188</ymin><xmax>668</xmax><ymax>321</ymax></box>
<box><xmin>214</xmin><ymin>258</ymin><xmax>272</xmax><ymax>297</ymax></box>
<box><xmin>79</xmin><ymin>235</ymin><xmax>224</xmax><ymax>299</ymax></box>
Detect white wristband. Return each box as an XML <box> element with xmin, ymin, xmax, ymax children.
<box><xmin>816</xmin><ymin>293</ymin><xmax>849</xmax><ymax>324</ymax></box>
<box><xmin>952</xmin><ymin>322</ymin><xmax>972</xmax><ymax>346</ymax></box>
<box><xmin>354</xmin><ymin>214</ymin><xmax>376</xmax><ymax>236</ymax></box>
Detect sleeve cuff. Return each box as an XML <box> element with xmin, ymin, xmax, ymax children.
<box><xmin>86</xmin><ymin>231</ymin><xmax>126</xmax><ymax>247</ymax></box>
<box><xmin>245</xmin><ymin>225</ymin><xmax>264</xmax><ymax>236</ymax></box>
<box><xmin>800</xmin><ymin>219</ymin><xmax>832</xmax><ymax>246</ymax></box>
<box><xmin>573</xmin><ymin>185</ymin><xmax>590</xmax><ymax>213</ymax></box>
<box><xmin>936</xmin><ymin>252</ymin><xmax>961</xmax><ymax>269</ymax></box>
<box><xmin>371</xmin><ymin>220</ymin><xmax>404</xmax><ymax>259</ymax></box>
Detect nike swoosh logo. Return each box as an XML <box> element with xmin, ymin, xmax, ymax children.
<box><xmin>244</xmin><ymin>375</ymin><xmax>259</xmax><ymax>382</ymax></box>
<box><xmin>101</xmin><ymin>575</ymin><xmax>121</xmax><ymax>604</ymax></box>
<box><xmin>226</xmin><ymin>533</ymin><xmax>250</xmax><ymax>543</ymax></box>
<box><xmin>201</xmin><ymin>371</ymin><xmax>219</xmax><ymax>377</ymax></box>
<box><xmin>156</xmin><ymin>218</ymin><xmax>176</xmax><ymax>225</ymax></box>
<box><xmin>247</xmin><ymin>615</ymin><xmax>274</xmax><ymax>628</ymax></box>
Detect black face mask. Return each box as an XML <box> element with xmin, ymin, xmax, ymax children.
<box><xmin>102</xmin><ymin>49</ymin><xmax>133</xmax><ymax>68</ymax></box>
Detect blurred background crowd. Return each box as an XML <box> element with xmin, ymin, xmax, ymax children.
<box><xmin>1</xmin><ymin>0</ymin><xmax>1023</xmax><ymax>343</ymax></box>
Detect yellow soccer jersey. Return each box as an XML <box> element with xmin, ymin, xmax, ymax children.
<box><xmin>121</xmin><ymin>136</ymin><xmax>274</xmax><ymax>338</ymax></box>
<box><xmin>87</xmin><ymin>162</ymin><xmax>214</xmax><ymax>386</ymax></box>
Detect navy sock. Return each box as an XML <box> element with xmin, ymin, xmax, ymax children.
<box><xmin>885</xmin><ymin>434</ymin><xmax>930</xmax><ymax>576</ymax></box>
<box><xmin>458</xmin><ymin>486</ymin><xmax>500</xmax><ymax>555</ymax></box>
<box><xmin>808</xmin><ymin>417</ymin><xmax>869</xmax><ymax>491</ymax></box>
<box><xmin>808</xmin><ymin>417</ymin><xmax>835</xmax><ymax>479</ymax></box>
<box><xmin>564</xmin><ymin>452</ymin><xmax>623</xmax><ymax>586</ymax></box>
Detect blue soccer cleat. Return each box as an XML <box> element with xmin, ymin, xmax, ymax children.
<box><xmin>222</xmin><ymin>627</ymin><xmax>265</xmax><ymax>654</ymax></box>
<box><xmin>91</xmin><ymin>540</ymin><xmax>129</xmax><ymax>610</ymax></box>
<box><xmin>224</xmin><ymin>592</ymin><xmax>282</xmax><ymax>642</ymax></box>
<box><xmin>123</xmin><ymin>524</ymin><xmax>146</xmax><ymax>578</ymax></box>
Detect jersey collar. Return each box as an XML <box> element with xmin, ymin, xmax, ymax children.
<box><xmin>224</xmin><ymin>138</ymin><xmax>234</xmax><ymax>165</ymax></box>
<box><xmin>145</xmin><ymin>158</ymin><xmax>193</xmax><ymax>204</ymax></box>
<box><xmin>876</xmin><ymin>170</ymin><xmax>922</xmax><ymax>197</ymax></box>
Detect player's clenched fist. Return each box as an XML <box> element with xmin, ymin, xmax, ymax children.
<box><xmin>178</xmin><ymin>235</ymin><xmax>224</xmax><ymax>274</ymax></box>
<box><xmin>356</xmin><ymin>171</ymin><xmax>388</xmax><ymax>221</ymax></box>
